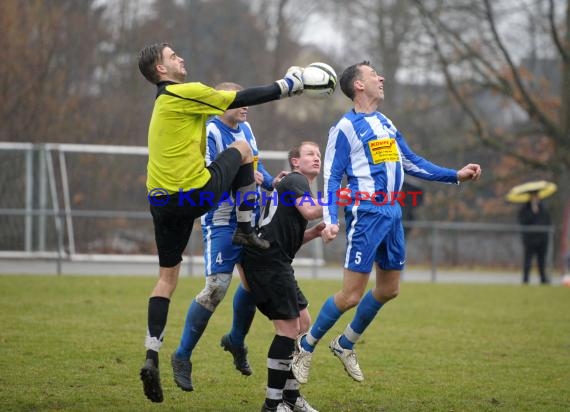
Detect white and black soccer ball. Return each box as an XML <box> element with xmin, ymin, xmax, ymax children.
<box><xmin>302</xmin><ymin>62</ymin><xmax>337</xmax><ymax>99</ymax></box>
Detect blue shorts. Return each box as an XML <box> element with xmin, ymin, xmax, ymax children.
<box><xmin>344</xmin><ymin>203</ymin><xmax>406</xmax><ymax>273</ymax></box>
<box><xmin>202</xmin><ymin>225</ymin><xmax>242</xmax><ymax>275</ymax></box>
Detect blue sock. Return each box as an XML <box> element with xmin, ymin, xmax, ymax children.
<box><xmin>302</xmin><ymin>296</ymin><xmax>342</xmax><ymax>352</ymax></box>
<box><xmin>175</xmin><ymin>300</ymin><xmax>213</xmax><ymax>360</ymax></box>
<box><xmin>229</xmin><ymin>284</ymin><xmax>256</xmax><ymax>346</ymax></box>
<box><xmin>339</xmin><ymin>290</ymin><xmax>383</xmax><ymax>350</ymax></box>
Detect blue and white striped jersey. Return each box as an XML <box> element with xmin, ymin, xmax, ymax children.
<box><xmin>201</xmin><ymin>117</ymin><xmax>273</xmax><ymax>227</ymax></box>
<box><xmin>323</xmin><ymin>109</ymin><xmax>458</xmax><ymax>225</ymax></box>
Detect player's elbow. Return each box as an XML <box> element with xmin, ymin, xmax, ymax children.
<box><xmin>300</xmin><ymin>205</ymin><xmax>323</xmax><ymax>221</ymax></box>
<box><xmin>305</xmin><ymin>210</ymin><xmax>322</xmax><ymax>221</ymax></box>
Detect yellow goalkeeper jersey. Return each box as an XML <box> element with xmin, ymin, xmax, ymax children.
<box><xmin>146</xmin><ymin>81</ymin><xmax>236</xmax><ymax>194</ymax></box>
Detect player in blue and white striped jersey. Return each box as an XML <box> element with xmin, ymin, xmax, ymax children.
<box><xmin>171</xmin><ymin>82</ymin><xmax>286</xmax><ymax>392</ymax></box>
<box><xmin>292</xmin><ymin>61</ymin><xmax>481</xmax><ymax>384</ymax></box>
<box><xmin>201</xmin><ymin>118</ymin><xmax>274</xmax><ymax>228</ymax></box>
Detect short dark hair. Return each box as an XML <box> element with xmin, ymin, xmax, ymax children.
<box><xmin>288</xmin><ymin>141</ymin><xmax>319</xmax><ymax>170</ymax></box>
<box><xmin>340</xmin><ymin>60</ymin><xmax>371</xmax><ymax>100</ymax></box>
<box><xmin>138</xmin><ymin>43</ymin><xmax>170</xmax><ymax>84</ymax></box>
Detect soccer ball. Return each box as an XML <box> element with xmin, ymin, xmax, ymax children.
<box><xmin>302</xmin><ymin>62</ymin><xmax>337</xmax><ymax>99</ymax></box>
<box><xmin>561</xmin><ymin>274</ymin><xmax>570</xmax><ymax>287</ymax></box>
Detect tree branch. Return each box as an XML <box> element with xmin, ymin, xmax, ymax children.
<box><xmin>419</xmin><ymin>11</ymin><xmax>493</xmax><ymax>147</ymax></box>
<box><xmin>417</xmin><ymin>5</ymin><xmax>555</xmax><ymax>171</ymax></box>
<box><xmin>548</xmin><ymin>0</ymin><xmax>569</xmax><ymax>62</ymax></box>
<box><xmin>412</xmin><ymin>1</ymin><xmax>514</xmax><ymax>98</ymax></box>
<box><xmin>482</xmin><ymin>0</ymin><xmax>561</xmax><ymax>138</ymax></box>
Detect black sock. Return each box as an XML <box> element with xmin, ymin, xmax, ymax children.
<box><xmin>265</xmin><ymin>335</ymin><xmax>295</xmax><ymax>408</ymax></box>
<box><xmin>282</xmin><ymin>367</ymin><xmax>301</xmax><ymax>405</ymax></box>
<box><xmin>145</xmin><ymin>296</ymin><xmax>170</xmax><ymax>366</ymax></box>
<box><xmin>233</xmin><ymin>163</ymin><xmax>256</xmax><ymax>231</ymax></box>
<box><xmin>237</xmin><ymin>221</ymin><xmax>253</xmax><ymax>233</ymax></box>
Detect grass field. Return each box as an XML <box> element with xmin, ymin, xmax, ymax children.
<box><xmin>1</xmin><ymin>274</ymin><xmax>569</xmax><ymax>412</ymax></box>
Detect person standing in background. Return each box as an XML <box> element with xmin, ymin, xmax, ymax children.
<box><xmin>518</xmin><ymin>191</ymin><xmax>551</xmax><ymax>284</ymax></box>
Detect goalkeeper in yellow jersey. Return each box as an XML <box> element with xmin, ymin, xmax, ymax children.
<box><xmin>137</xmin><ymin>42</ymin><xmax>304</xmax><ymax>403</ymax></box>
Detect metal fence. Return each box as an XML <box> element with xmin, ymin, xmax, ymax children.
<box><xmin>0</xmin><ymin>142</ymin><xmax>324</xmax><ymax>275</ymax></box>
<box><xmin>0</xmin><ymin>142</ymin><xmax>554</xmax><ymax>280</ymax></box>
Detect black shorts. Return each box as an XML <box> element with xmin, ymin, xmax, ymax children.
<box><xmin>150</xmin><ymin>148</ymin><xmax>242</xmax><ymax>267</ymax></box>
<box><xmin>242</xmin><ymin>260</ymin><xmax>308</xmax><ymax>320</ymax></box>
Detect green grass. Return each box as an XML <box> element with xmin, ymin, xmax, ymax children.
<box><xmin>1</xmin><ymin>275</ymin><xmax>569</xmax><ymax>411</ymax></box>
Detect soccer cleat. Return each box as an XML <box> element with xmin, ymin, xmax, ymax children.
<box><xmin>171</xmin><ymin>352</ymin><xmax>194</xmax><ymax>392</ymax></box>
<box><xmin>277</xmin><ymin>403</ymin><xmax>295</xmax><ymax>412</ymax></box>
<box><xmin>260</xmin><ymin>402</ymin><xmax>295</xmax><ymax>412</ymax></box>
<box><xmin>291</xmin><ymin>396</ymin><xmax>319</xmax><ymax>412</ymax></box>
<box><xmin>140</xmin><ymin>358</ymin><xmax>164</xmax><ymax>403</ymax></box>
<box><xmin>232</xmin><ymin>228</ymin><xmax>270</xmax><ymax>249</ymax></box>
<box><xmin>220</xmin><ymin>334</ymin><xmax>253</xmax><ymax>376</ymax></box>
<box><xmin>329</xmin><ymin>335</ymin><xmax>364</xmax><ymax>382</ymax></box>
<box><xmin>291</xmin><ymin>333</ymin><xmax>313</xmax><ymax>384</ymax></box>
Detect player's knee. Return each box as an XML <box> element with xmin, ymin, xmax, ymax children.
<box><xmin>229</xmin><ymin>140</ymin><xmax>252</xmax><ymax>164</ymax></box>
<box><xmin>375</xmin><ymin>287</ymin><xmax>399</xmax><ymax>303</ymax></box>
<box><xmin>195</xmin><ymin>273</ymin><xmax>232</xmax><ymax>311</ymax></box>
<box><xmin>337</xmin><ymin>291</ymin><xmax>362</xmax><ymax>310</ymax></box>
<box><xmin>346</xmin><ymin>293</ymin><xmax>363</xmax><ymax>308</ymax></box>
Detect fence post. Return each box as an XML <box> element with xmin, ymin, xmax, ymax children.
<box><xmin>546</xmin><ymin>225</ymin><xmax>555</xmax><ymax>283</ymax></box>
<box><xmin>45</xmin><ymin>149</ymin><xmax>64</xmax><ymax>275</ymax></box>
<box><xmin>58</xmin><ymin>150</ymin><xmax>75</xmax><ymax>255</ymax></box>
<box><xmin>25</xmin><ymin>147</ymin><xmax>34</xmax><ymax>252</ymax></box>
<box><xmin>430</xmin><ymin>226</ymin><xmax>438</xmax><ymax>282</ymax></box>
<box><xmin>38</xmin><ymin>145</ymin><xmax>47</xmax><ymax>252</ymax></box>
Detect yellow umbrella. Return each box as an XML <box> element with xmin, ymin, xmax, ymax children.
<box><xmin>506</xmin><ymin>180</ymin><xmax>557</xmax><ymax>203</ymax></box>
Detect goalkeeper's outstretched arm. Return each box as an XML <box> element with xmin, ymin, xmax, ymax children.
<box><xmin>229</xmin><ymin>84</ymin><xmax>281</xmax><ymax>108</ymax></box>
<box><xmin>228</xmin><ymin>66</ymin><xmax>303</xmax><ymax>109</ymax></box>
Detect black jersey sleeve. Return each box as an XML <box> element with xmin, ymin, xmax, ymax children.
<box><xmin>229</xmin><ymin>84</ymin><xmax>282</xmax><ymax>109</ymax></box>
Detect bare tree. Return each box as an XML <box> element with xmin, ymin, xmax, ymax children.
<box><xmin>412</xmin><ymin>0</ymin><xmax>569</xmax><ymax>259</ymax></box>
<box><xmin>0</xmin><ymin>0</ymin><xmax>111</xmax><ymax>142</ymax></box>
<box><xmin>324</xmin><ymin>0</ymin><xmax>418</xmax><ymax>108</ymax></box>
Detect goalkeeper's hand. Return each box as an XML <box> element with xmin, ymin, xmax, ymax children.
<box><xmin>275</xmin><ymin>66</ymin><xmax>304</xmax><ymax>97</ymax></box>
